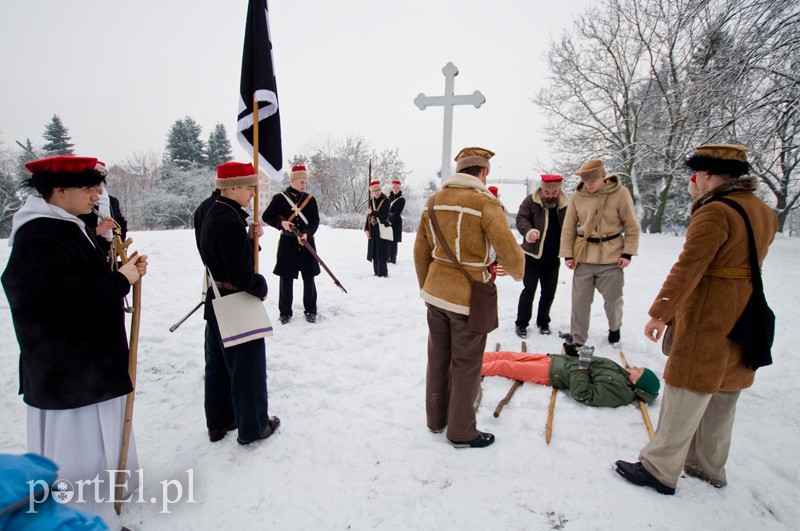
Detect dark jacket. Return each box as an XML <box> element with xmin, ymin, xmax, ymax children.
<box><xmin>200</xmin><ymin>196</ymin><xmax>268</xmax><ymax>320</ymax></box>
<box><xmin>262</xmin><ymin>187</ymin><xmax>321</xmax><ymax>278</ymax></box>
<box><xmin>365</xmin><ymin>193</ymin><xmax>391</xmax><ymax>261</ymax></box>
<box><xmin>78</xmin><ymin>195</ymin><xmax>128</xmax><ymax>261</ymax></box>
<box><xmin>1</xmin><ymin>218</ymin><xmax>133</xmax><ymax>409</ymax></box>
<box><xmin>193</xmin><ymin>189</ymin><xmax>221</xmax><ymax>256</ymax></box>
<box><xmin>549</xmin><ymin>354</ymin><xmax>657</xmax><ymax>407</ymax></box>
<box><xmin>516</xmin><ymin>187</ymin><xmax>569</xmax><ymax>259</ymax></box>
<box><xmin>388</xmin><ymin>191</ymin><xmax>406</xmax><ymax>243</ymax></box>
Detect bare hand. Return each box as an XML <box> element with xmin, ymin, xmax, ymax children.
<box><xmin>119</xmin><ymin>252</ymin><xmax>148</xmax><ymax>284</ymax></box>
<box><xmin>96</xmin><ymin>217</ymin><xmax>116</xmax><ymax>234</ymax></box>
<box><xmin>526</xmin><ymin>230</ymin><xmax>540</xmax><ymax>244</ymax></box>
<box><xmin>249</xmin><ymin>222</ymin><xmax>264</xmax><ymax>240</ymax></box>
<box><xmin>296</xmin><ymin>232</ymin><xmax>308</xmax><ymax>246</ymax></box>
<box><xmin>565</xmin><ymin>259</ymin><xmax>575</xmax><ymax>270</ymax></box>
<box><xmin>495</xmin><ymin>263</ymin><xmax>507</xmax><ymax>277</ymax></box>
<box><xmin>280</xmin><ymin>220</ymin><xmax>294</xmax><ymax>232</ymax></box>
<box><xmin>364</xmin><ymin>230</ymin><xmax>371</xmax><ymax>239</ymax></box>
<box><xmin>644</xmin><ymin>317</ymin><xmax>665</xmax><ymax>343</ymax></box>
<box><xmin>617</xmin><ymin>257</ymin><xmax>631</xmax><ymax>269</ymax></box>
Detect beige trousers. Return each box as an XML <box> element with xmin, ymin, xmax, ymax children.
<box><xmin>425</xmin><ymin>305</ymin><xmax>488</xmax><ymax>441</ymax></box>
<box><xmin>570</xmin><ymin>263</ymin><xmax>624</xmax><ymax>345</ymax></box>
<box><xmin>639</xmin><ymin>384</ymin><xmax>741</xmax><ymax>488</ymax></box>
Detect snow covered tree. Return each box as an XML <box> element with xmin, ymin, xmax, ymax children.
<box><xmin>41</xmin><ymin>115</ymin><xmax>74</xmax><ymax>155</ymax></box>
<box><xmin>207</xmin><ymin>123</ymin><xmax>233</xmax><ymax>169</ymax></box>
<box><xmin>288</xmin><ymin>135</ymin><xmax>409</xmax><ymax>216</ymax></box>
<box><xmin>0</xmin><ymin>141</ymin><xmax>26</xmax><ymax>238</ymax></box>
<box><xmin>163</xmin><ymin>116</ymin><xmax>206</xmax><ymax>170</ymax></box>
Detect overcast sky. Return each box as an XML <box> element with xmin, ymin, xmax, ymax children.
<box><xmin>1</xmin><ymin>0</ymin><xmax>593</xmax><ymax>187</ymax></box>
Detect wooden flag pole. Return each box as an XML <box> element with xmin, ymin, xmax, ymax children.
<box><xmin>252</xmin><ymin>92</ymin><xmax>260</xmax><ymax>272</ymax></box>
<box><xmin>113</xmin><ymin>237</ymin><xmax>141</xmax><ymax>515</ymax></box>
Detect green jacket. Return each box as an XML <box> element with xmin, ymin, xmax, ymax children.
<box><xmin>548</xmin><ymin>354</ymin><xmax>657</xmax><ymax>408</ymax></box>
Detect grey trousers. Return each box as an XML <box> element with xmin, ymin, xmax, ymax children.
<box><xmin>425</xmin><ymin>305</ymin><xmax>488</xmax><ymax>442</ymax></box>
<box><xmin>570</xmin><ymin>263</ymin><xmax>624</xmax><ymax>345</ymax></box>
<box><xmin>639</xmin><ymin>384</ymin><xmax>741</xmax><ymax>488</ymax></box>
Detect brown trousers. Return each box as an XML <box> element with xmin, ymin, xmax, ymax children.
<box><xmin>639</xmin><ymin>384</ymin><xmax>741</xmax><ymax>488</ymax></box>
<box><xmin>425</xmin><ymin>305</ymin><xmax>487</xmax><ymax>441</ymax></box>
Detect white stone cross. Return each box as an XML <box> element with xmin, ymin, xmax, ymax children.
<box><xmin>414</xmin><ymin>62</ymin><xmax>485</xmax><ymax>182</ymax></box>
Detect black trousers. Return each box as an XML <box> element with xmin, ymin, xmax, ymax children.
<box><xmin>204</xmin><ymin>318</ymin><xmax>270</xmax><ymax>442</ymax></box>
<box><xmin>515</xmin><ymin>255</ymin><xmax>560</xmax><ymax>329</ymax></box>
<box><xmin>279</xmin><ymin>273</ymin><xmax>317</xmax><ymax>317</ymax></box>
<box><xmin>389</xmin><ymin>242</ymin><xmax>399</xmax><ymax>263</ymax></box>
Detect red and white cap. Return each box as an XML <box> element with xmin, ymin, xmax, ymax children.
<box><xmin>540</xmin><ymin>174</ymin><xmax>563</xmax><ymax>190</ymax></box>
<box><xmin>369</xmin><ymin>180</ymin><xmax>382</xmax><ymax>192</ymax></box>
<box><xmin>215</xmin><ymin>162</ymin><xmax>258</xmax><ymax>189</ymax></box>
<box><xmin>290</xmin><ymin>165</ymin><xmax>309</xmax><ymax>181</ymax></box>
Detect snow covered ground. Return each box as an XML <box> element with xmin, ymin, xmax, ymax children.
<box><xmin>1</xmin><ymin>226</ymin><xmax>798</xmax><ymax>530</ymax></box>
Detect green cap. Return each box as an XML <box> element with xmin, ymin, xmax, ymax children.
<box><xmin>634</xmin><ymin>368</ymin><xmax>660</xmax><ymax>396</ymax></box>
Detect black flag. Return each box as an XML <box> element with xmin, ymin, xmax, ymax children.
<box><xmin>237</xmin><ymin>0</ymin><xmax>282</xmax><ymax>180</ymax></box>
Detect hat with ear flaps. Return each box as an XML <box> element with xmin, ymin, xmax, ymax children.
<box><xmin>685</xmin><ymin>144</ymin><xmax>750</xmax><ymax>177</ymax></box>
<box><xmin>455</xmin><ymin>146</ymin><xmax>495</xmax><ymax>173</ymax></box>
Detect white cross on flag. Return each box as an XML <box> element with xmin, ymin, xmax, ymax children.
<box><xmin>237</xmin><ymin>0</ymin><xmax>282</xmax><ymax>180</ymax></box>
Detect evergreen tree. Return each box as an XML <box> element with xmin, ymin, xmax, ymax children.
<box><xmin>42</xmin><ymin>115</ymin><xmax>75</xmax><ymax>155</ymax></box>
<box><xmin>163</xmin><ymin>116</ymin><xmax>206</xmax><ymax>170</ymax></box>
<box><xmin>16</xmin><ymin>138</ymin><xmax>38</xmax><ymax>180</ymax></box>
<box><xmin>207</xmin><ymin>123</ymin><xmax>233</xmax><ymax>169</ymax></box>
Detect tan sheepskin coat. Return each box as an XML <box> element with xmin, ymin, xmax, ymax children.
<box><xmin>649</xmin><ymin>178</ymin><xmax>778</xmax><ymax>393</ymax></box>
<box><xmin>414</xmin><ymin>173</ymin><xmax>524</xmax><ymax>315</ymax></box>
<box><xmin>559</xmin><ymin>174</ymin><xmax>640</xmax><ymax>263</ymax></box>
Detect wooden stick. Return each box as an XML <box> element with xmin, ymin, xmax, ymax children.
<box><xmin>252</xmin><ymin>92</ymin><xmax>260</xmax><ymax>273</ymax></box>
<box><xmin>113</xmin><ymin>237</ymin><xmax>142</xmax><ymax>515</ymax></box>
<box><xmin>492</xmin><ymin>340</ymin><xmax>526</xmax><ymax>418</ymax></box>
<box><xmin>619</xmin><ymin>351</ymin><xmax>655</xmax><ymax>440</ymax></box>
<box><xmin>545</xmin><ymin>388</ymin><xmax>558</xmax><ymax>444</ymax></box>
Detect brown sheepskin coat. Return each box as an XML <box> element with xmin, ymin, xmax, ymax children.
<box><xmin>414</xmin><ymin>173</ymin><xmax>524</xmax><ymax>315</ymax></box>
<box><xmin>649</xmin><ymin>177</ymin><xmax>778</xmax><ymax>393</ymax></box>
<box><xmin>559</xmin><ymin>174</ymin><xmax>640</xmax><ymax>263</ymax></box>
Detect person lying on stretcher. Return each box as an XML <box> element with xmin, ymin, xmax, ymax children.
<box><xmin>481</xmin><ymin>338</ymin><xmax>660</xmax><ymax>408</ymax></box>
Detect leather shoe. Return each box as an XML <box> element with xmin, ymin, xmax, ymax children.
<box><xmin>237</xmin><ymin>416</ymin><xmax>281</xmax><ymax>445</ymax></box>
<box><xmin>614</xmin><ymin>460</ymin><xmax>675</xmax><ymax>495</ymax></box>
<box><xmin>515</xmin><ymin>326</ymin><xmax>527</xmax><ymax>339</ymax></box>
<box><xmin>208</xmin><ymin>422</ymin><xmax>237</xmax><ymax>443</ymax></box>
<box><xmin>448</xmin><ymin>431</ymin><xmax>495</xmax><ymax>449</ymax></box>
<box><xmin>608</xmin><ymin>329</ymin><xmax>621</xmax><ymax>343</ymax></box>
<box><xmin>538</xmin><ymin>325</ymin><xmax>551</xmax><ymax>335</ymax></box>
<box><xmin>305</xmin><ymin>313</ymin><xmax>317</xmax><ymax>323</ymax></box>
<box><xmin>279</xmin><ymin>315</ymin><xmax>291</xmax><ymax>325</ymax></box>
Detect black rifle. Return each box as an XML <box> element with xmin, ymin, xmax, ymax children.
<box><xmin>169</xmin><ymin>301</ymin><xmax>204</xmax><ymax>332</ymax></box>
<box><xmin>279</xmin><ymin>216</ymin><xmax>347</xmax><ymax>293</ymax></box>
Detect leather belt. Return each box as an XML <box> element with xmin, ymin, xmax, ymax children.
<box><xmin>579</xmin><ymin>233</ymin><xmax>621</xmax><ymax>244</ymax></box>
<box><xmin>704</xmin><ymin>267</ymin><xmax>751</xmax><ymax>279</ymax></box>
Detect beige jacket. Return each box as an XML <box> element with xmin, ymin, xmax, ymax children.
<box><xmin>414</xmin><ymin>173</ymin><xmax>524</xmax><ymax>315</ymax></box>
<box><xmin>558</xmin><ymin>174</ymin><xmax>640</xmax><ymax>263</ymax></box>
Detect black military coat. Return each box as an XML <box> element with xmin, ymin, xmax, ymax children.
<box><xmin>388</xmin><ymin>191</ymin><xmax>406</xmax><ymax>243</ymax></box>
<box><xmin>262</xmin><ymin>186</ymin><xmax>321</xmax><ymax>278</ymax></box>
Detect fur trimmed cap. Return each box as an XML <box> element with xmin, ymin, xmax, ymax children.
<box><xmin>369</xmin><ymin>180</ymin><xmax>382</xmax><ymax>192</ymax></box>
<box><xmin>540</xmin><ymin>174</ymin><xmax>563</xmax><ymax>190</ymax></box>
<box><xmin>215</xmin><ymin>161</ymin><xmax>258</xmax><ymax>189</ymax></box>
<box><xmin>488</xmin><ymin>185</ymin><xmax>499</xmax><ymax>197</ymax></box>
<box><xmin>290</xmin><ymin>165</ymin><xmax>309</xmax><ymax>181</ymax></box>
<box><xmin>455</xmin><ymin>146</ymin><xmax>494</xmax><ymax>173</ymax></box>
<box><xmin>685</xmin><ymin>144</ymin><xmax>750</xmax><ymax>178</ymax></box>
<box><xmin>574</xmin><ymin>160</ymin><xmax>606</xmax><ymax>181</ymax></box>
